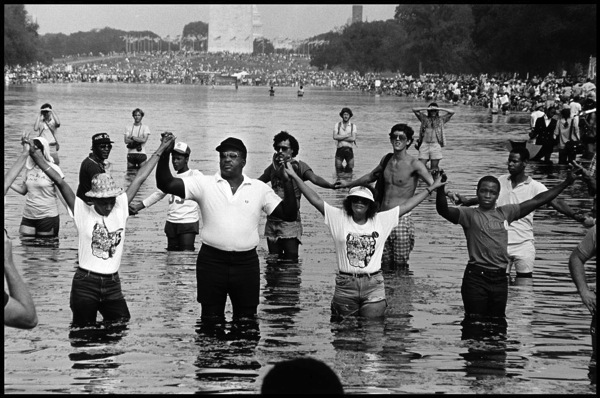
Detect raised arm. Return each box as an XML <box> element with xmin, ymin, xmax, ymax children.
<box><xmin>284</xmin><ymin>161</ymin><xmax>325</xmax><ymax>215</ymax></box>
<box><xmin>436</xmin><ymin>183</ymin><xmax>460</xmax><ymax>224</ymax></box>
<box><xmin>568</xmin><ymin>228</ymin><xmax>596</xmax><ymax>315</ymax></box>
<box><xmin>4</xmin><ymin>142</ymin><xmax>30</xmax><ymax>195</ymax></box>
<box><xmin>268</xmin><ymin>162</ymin><xmax>299</xmax><ymax>221</ymax></box>
<box><xmin>304</xmin><ymin>169</ymin><xmax>335</xmax><ymax>189</ymax></box>
<box><xmin>399</xmin><ymin>175</ymin><xmax>446</xmax><ymax>216</ymax></box>
<box><xmin>28</xmin><ymin>141</ymin><xmax>75</xmax><ymax>213</ymax></box>
<box><xmin>49</xmin><ymin>109</ymin><xmax>61</xmax><ymax>127</ymax></box>
<box><xmin>4</xmin><ymin>230</ymin><xmax>38</xmax><ymax>329</ymax></box>
<box><xmin>516</xmin><ymin>172</ymin><xmax>576</xmax><ymax>220</ymax></box>
<box><xmin>33</xmin><ymin>113</ymin><xmax>43</xmax><ymax>132</ymax></box>
<box><xmin>125</xmin><ymin>134</ymin><xmax>175</xmax><ymax>204</ymax></box>
<box><xmin>549</xmin><ymin>198</ymin><xmax>585</xmax><ymax>222</ymax></box>
<box><xmin>334</xmin><ymin>163</ymin><xmax>381</xmax><ymax>189</ymax></box>
<box><xmin>156</xmin><ymin>133</ymin><xmax>185</xmax><ymax>198</ymax></box>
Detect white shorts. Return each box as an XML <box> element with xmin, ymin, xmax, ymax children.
<box><xmin>507</xmin><ymin>240</ymin><xmax>536</xmax><ymax>275</ymax></box>
<box><xmin>418</xmin><ymin>142</ymin><xmax>443</xmax><ymax>160</ymax></box>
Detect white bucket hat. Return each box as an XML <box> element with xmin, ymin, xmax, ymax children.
<box><xmin>85</xmin><ymin>173</ymin><xmax>123</xmax><ymax>198</ymax></box>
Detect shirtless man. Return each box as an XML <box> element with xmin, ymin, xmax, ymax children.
<box><xmin>335</xmin><ymin>124</ymin><xmax>453</xmax><ymax>268</ymax></box>
<box><xmin>333</xmin><ymin>107</ymin><xmax>357</xmax><ymax>172</ymax></box>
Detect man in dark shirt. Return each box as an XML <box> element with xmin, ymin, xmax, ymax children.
<box><xmin>76</xmin><ymin>133</ymin><xmax>113</xmax><ymax>203</ymax></box>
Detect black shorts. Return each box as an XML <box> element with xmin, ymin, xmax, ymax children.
<box><xmin>164</xmin><ymin>220</ymin><xmax>199</xmax><ymax>238</ymax></box>
<box><xmin>127</xmin><ymin>153</ymin><xmax>147</xmax><ymax>166</ymax></box>
<box><xmin>335</xmin><ymin>147</ymin><xmax>354</xmax><ymax>162</ymax></box>
<box><xmin>20</xmin><ymin>215</ymin><xmax>60</xmax><ymax>236</ymax></box>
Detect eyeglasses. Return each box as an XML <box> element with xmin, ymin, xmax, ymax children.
<box><xmin>391</xmin><ymin>135</ymin><xmax>407</xmax><ymax>141</ymax></box>
<box><xmin>220</xmin><ymin>152</ymin><xmax>241</xmax><ymax>160</ymax></box>
<box><xmin>275</xmin><ymin>145</ymin><xmax>290</xmax><ymax>152</ymax></box>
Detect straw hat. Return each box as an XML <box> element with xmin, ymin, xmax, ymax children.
<box><xmin>85</xmin><ymin>173</ymin><xmax>123</xmax><ymax>198</ymax></box>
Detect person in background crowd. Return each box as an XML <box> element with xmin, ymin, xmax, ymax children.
<box><xmin>258</xmin><ymin>131</ymin><xmax>334</xmax><ymax>260</ymax></box>
<box><xmin>412</xmin><ymin>102</ymin><xmax>455</xmax><ymax>172</ymax></box>
<box><xmin>76</xmin><ymin>133</ymin><xmax>113</xmax><ymax>203</ymax></box>
<box><xmin>530</xmin><ymin>105</ymin><xmax>558</xmax><ymax>163</ymax></box>
<box><xmin>10</xmin><ymin>137</ymin><xmax>66</xmax><ymax>238</ymax></box>
<box><xmin>124</xmin><ymin>108</ymin><xmax>151</xmax><ymax>170</ymax></box>
<box><xmin>333</xmin><ymin>107</ymin><xmax>357</xmax><ymax>172</ymax></box>
<box><xmin>33</xmin><ymin>103</ymin><xmax>61</xmax><ymax>165</ymax></box>
<box><xmin>130</xmin><ymin>141</ymin><xmax>201</xmax><ymax>251</ymax></box>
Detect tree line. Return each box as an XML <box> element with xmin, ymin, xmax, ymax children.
<box><xmin>5</xmin><ymin>4</ymin><xmax>597</xmax><ymax>77</ymax></box>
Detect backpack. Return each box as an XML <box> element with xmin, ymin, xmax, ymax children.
<box><xmin>373</xmin><ymin>153</ymin><xmax>393</xmax><ymax>205</ymax></box>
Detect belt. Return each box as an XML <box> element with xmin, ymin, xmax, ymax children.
<box><xmin>77</xmin><ymin>267</ymin><xmax>118</xmax><ymax>277</ymax></box>
<box><xmin>49</xmin><ymin>142</ymin><xmax>58</xmax><ymax>146</ymax></box>
<box><xmin>339</xmin><ymin>270</ymin><xmax>381</xmax><ymax>278</ymax></box>
<box><xmin>467</xmin><ymin>264</ymin><xmax>505</xmax><ymax>275</ymax></box>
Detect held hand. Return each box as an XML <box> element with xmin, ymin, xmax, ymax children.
<box><xmin>55</xmin><ymin>142</ymin><xmax>60</xmax><ymax>151</ymax></box>
<box><xmin>334</xmin><ymin>180</ymin><xmax>348</xmax><ymax>189</ymax></box>
<box><xmin>283</xmin><ymin>160</ymin><xmax>299</xmax><ymax>179</ymax></box>
<box><xmin>429</xmin><ymin>174</ymin><xmax>448</xmax><ymax>191</ymax></box>
<box><xmin>158</xmin><ymin>132</ymin><xmax>176</xmax><ymax>152</ymax></box>
<box><xmin>454</xmin><ymin>193</ymin><xmax>468</xmax><ymax>206</ymax></box>
<box><xmin>28</xmin><ymin>139</ymin><xmax>44</xmax><ymax>162</ymax></box>
<box><xmin>128</xmin><ymin>204</ymin><xmax>139</xmax><ymax>216</ymax></box>
<box><xmin>565</xmin><ymin>168</ymin><xmax>577</xmax><ymax>185</ymax></box>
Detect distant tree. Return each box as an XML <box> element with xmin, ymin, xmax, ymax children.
<box><xmin>182</xmin><ymin>21</ymin><xmax>208</xmax><ymax>38</ymax></box>
<box><xmin>394</xmin><ymin>4</ymin><xmax>476</xmax><ymax>74</ymax></box>
<box><xmin>254</xmin><ymin>38</ymin><xmax>274</xmax><ymax>55</ymax></box>
<box><xmin>4</xmin><ymin>4</ymin><xmax>48</xmax><ymax>66</ymax></box>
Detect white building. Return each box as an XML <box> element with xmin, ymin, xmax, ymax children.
<box><xmin>208</xmin><ymin>5</ymin><xmax>256</xmax><ymax>54</ymax></box>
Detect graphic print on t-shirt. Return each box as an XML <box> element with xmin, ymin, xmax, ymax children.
<box><xmin>346</xmin><ymin>231</ymin><xmax>379</xmax><ymax>269</ymax></box>
<box><xmin>91</xmin><ymin>222</ymin><xmax>123</xmax><ymax>259</ymax></box>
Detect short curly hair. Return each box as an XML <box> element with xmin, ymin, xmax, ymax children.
<box><xmin>273</xmin><ymin>131</ymin><xmax>299</xmax><ymax>157</ymax></box>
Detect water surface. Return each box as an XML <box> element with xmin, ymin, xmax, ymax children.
<box><xmin>4</xmin><ymin>84</ymin><xmax>595</xmax><ymax>394</ymax></box>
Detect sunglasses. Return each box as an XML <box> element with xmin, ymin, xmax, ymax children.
<box><xmin>275</xmin><ymin>145</ymin><xmax>291</xmax><ymax>152</ymax></box>
<box><xmin>220</xmin><ymin>152</ymin><xmax>241</xmax><ymax>160</ymax></box>
<box><xmin>391</xmin><ymin>135</ymin><xmax>408</xmax><ymax>141</ymax></box>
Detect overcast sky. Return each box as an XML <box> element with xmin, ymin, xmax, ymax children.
<box><xmin>25</xmin><ymin>4</ymin><xmax>397</xmax><ymax>41</ymax></box>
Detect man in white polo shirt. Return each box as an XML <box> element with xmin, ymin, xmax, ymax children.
<box><xmin>156</xmin><ymin>135</ymin><xmax>298</xmax><ymax>323</ymax></box>
<box><xmin>131</xmin><ymin>142</ymin><xmax>201</xmax><ymax>251</ymax></box>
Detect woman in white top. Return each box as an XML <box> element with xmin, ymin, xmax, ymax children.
<box><xmin>10</xmin><ymin>137</ymin><xmax>65</xmax><ymax>238</ymax></box>
<box><xmin>284</xmin><ymin>162</ymin><xmax>446</xmax><ymax>320</ymax></box>
<box><xmin>124</xmin><ymin>108</ymin><xmax>151</xmax><ymax>170</ymax></box>
<box><xmin>33</xmin><ymin>103</ymin><xmax>61</xmax><ymax>165</ymax></box>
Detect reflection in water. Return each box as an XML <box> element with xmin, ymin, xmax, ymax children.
<box><xmin>67</xmin><ymin>322</ymin><xmax>128</xmax><ymax>393</ymax></box>
<box><xmin>20</xmin><ymin>235</ymin><xmax>60</xmax><ymax>248</ymax></box>
<box><xmin>262</xmin><ymin>256</ymin><xmax>302</xmax><ymax>330</ymax></box>
<box><xmin>460</xmin><ymin>317</ymin><xmax>508</xmax><ymax>379</ymax></box>
<box><xmin>194</xmin><ymin>317</ymin><xmax>261</xmax><ymax>382</ymax></box>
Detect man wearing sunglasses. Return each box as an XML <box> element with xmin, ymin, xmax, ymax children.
<box><xmin>76</xmin><ymin>133</ymin><xmax>114</xmax><ymax>204</ymax></box>
<box><xmin>336</xmin><ymin>124</ymin><xmax>444</xmax><ymax>269</ymax></box>
<box><xmin>258</xmin><ymin>131</ymin><xmax>335</xmax><ymax>260</ymax></box>
<box><xmin>156</xmin><ymin>135</ymin><xmax>298</xmax><ymax>325</ymax></box>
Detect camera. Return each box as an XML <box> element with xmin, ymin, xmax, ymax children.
<box><xmin>431</xmin><ymin>169</ymin><xmax>447</xmax><ymax>182</ymax></box>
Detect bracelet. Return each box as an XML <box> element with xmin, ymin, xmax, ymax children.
<box><xmin>426</xmin><ymin>187</ymin><xmax>433</xmax><ymax>195</ymax></box>
<box><xmin>43</xmin><ymin>165</ymin><xmax>52</xmax><ymax>172</ymax></box>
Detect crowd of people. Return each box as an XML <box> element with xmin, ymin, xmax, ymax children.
<box><xmin>4</xmin><ymin>91</ymin><xmax>596</xmax><ymax>389</ymax></box>
<box><xmin>4</xmin><ymin>50</ymin><xmax>596</xmax><ymax>113</ymax></box>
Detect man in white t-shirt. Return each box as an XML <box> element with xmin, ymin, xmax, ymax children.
<box><xmin>28</xmin><ymin>134</ymin><xmax>176</xmax><ymax>326</ymax></box>
<box><xmin>156</xmin><ymin>135</ymin><xmax>298</xmax><ymax>323</ymax></box>
<box><xmin>131</xmin><ymin>142</ymin><xmax>201</xmax><ymax>251</ymax></box>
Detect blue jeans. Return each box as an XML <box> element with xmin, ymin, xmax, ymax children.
<box><xmin>461</xmin><ymin>264</ymin><xmax>508</xmax><ymax>319</ymax></box>
<box><xmin>331</xmin><ymin>272</ymin><xmax>386</xmax><ymax>318</ymax></box>
<box><xmin>69</xmin><ymin>267</ymin><xmax>130</xmax><ymax>326</ymax></box>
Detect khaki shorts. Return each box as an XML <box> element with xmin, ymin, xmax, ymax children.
<box><xmin>418</xmin><ymin>142</ymin><xmax>443</xmax><ymax>160</ymax></box>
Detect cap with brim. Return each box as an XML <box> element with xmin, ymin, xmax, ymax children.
<box><xmin>348</xmin><ymin>186</ymin><xmax>374</xmax><ymax>202</ymax></box>
<box><xmin>85</xmin><ymin>173</ymin><xmax>123</xmax><ymax>198</ymax></box>
<box><xmin>172</xmin><ymin>141</ymin><xmax>191</xmax><ymax>156</ymax></box>
<box><xmin>92</xmin><ymin>133</ymin><xmax>114</xmax><ymax>145</ymax></box>
<box><xmin>215</xmin><ymin>137</ymin><xmax>247</xmax><ymax>156</ymax></box>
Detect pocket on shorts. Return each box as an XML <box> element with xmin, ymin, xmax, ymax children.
<box><xmin>335</xmin><ymin>274</ymin><xmax>353</xmax><ymax>286</ymax></box>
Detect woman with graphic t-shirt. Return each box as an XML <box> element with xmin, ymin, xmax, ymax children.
<box><xmin>284</xmin><ymin>161</ymin><xmax>446</xmax><ymax>320</ymax></box>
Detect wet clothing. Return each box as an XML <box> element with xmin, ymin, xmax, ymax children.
<box><xmin>455</xmin><ymin>204</ymin><xmax>520</xmax><ymax>319</ymax></box>
<box><xmin>262</xmin><ymin>160</ymin><xmax>312</xmax><ymax>242</ymax></box>
<box><xmin>382</xmin><ymin>212</ymin><xmax>415</xmax><ymax>267</ymax></box>
<box><xmin>181</xmin><ymin>172</ymin><xmax>281</xmax><ymax>318</ymax></box>
<box><xmin>324</xmin><ymin>202</ymin><xmax>399</xmax><ymax>317</ymax></box>
<box><xmin>496</xmin><ymin>174</ymin><xmax>547</xmax><ymax>275</ymax></box>
<box><xmin>67</xmin><ymin>193</ymin><xmax>129</xmax><ymax>325</ymax></box>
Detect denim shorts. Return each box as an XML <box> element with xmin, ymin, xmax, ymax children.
<box><xmin>69</xmin><ymin>267</ymin><xmax>130</xmax><ymax>326</ymax></box>
<box><xmin>331</xmin><ymin>271</ymin><xmax>386</xmax><ymax>317</ymax></box>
